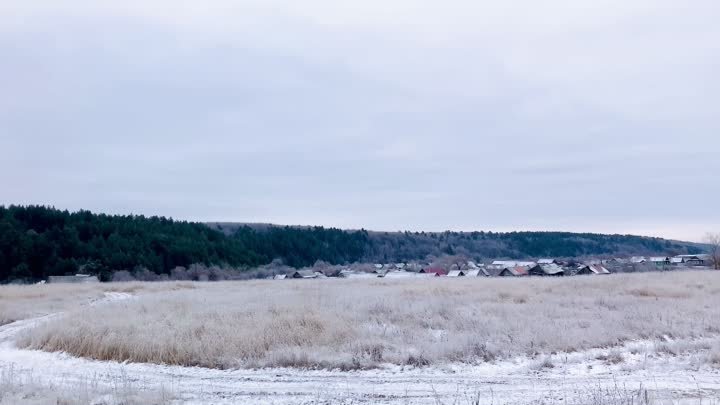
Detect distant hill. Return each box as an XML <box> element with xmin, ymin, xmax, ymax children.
<box><xmin>210</xmin><ymin>222</ymin><xmax>705</xmax><ymax>263</ymax></box>
<box><xmin>0</xmin><ymin>206</ymin><xmax>705</xmax><ymax>283</ymax></box>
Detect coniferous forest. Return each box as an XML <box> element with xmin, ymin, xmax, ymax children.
<box><xmin>0</xmin><ymin>205</ymin><xmax>703</xmax><ymax>282</ymax></box>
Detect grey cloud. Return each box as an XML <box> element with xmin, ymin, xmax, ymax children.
<box><xmin>1</xmin><ymin>1</ymin><xmax>718</xmax><ymax>241</ymax></box>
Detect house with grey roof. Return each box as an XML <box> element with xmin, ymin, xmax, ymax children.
<box><xmin>538</xmin><ymin>259</ymin><xmax>558</xmax><ymax>265</ymax></box>
<box><xmin>649</xmin><ymin>257</ymin><xmax>670</xmax><ymax>266</ymax></box>
<box><xmin>289</xmin><ymin>270</ymin><xmax>318</xmax><ymax>279</ymax></box>
<box><xmin>533</xmin><ymin>263</ymin><xmax>565</xmax><ymax>276</ymax></box>
<box><xmin>574</xmin><ymin>264</ymin><xmax>611</xmax><ymax>275</ymax></box>
<box><xmin>674</xmin><ymin>255</ymin><xmax>708</xmax><ymax>266</ymax></box>
<box><xmin>498</xmin><ymin>266</ymin><xmax>531</xmax><ymax>277</ymax></box>
<box><xmin>464</xmin><ymin>268</ymin><xmax>490</xmax><ymax>277</ymax></box>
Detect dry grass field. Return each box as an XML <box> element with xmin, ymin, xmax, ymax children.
<box><xmin>16</xmin><ymin>271</ymin><xmax>720</xmax><ymax>370</ymax></box>
<box><xmin>0</xmin><ymin>281</ymin><xmax>194</xmax><ymax>326</ymax></box>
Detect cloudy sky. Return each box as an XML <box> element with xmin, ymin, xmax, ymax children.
<box><xmin>1</xmin><ymin>1</ymin><xmax>718</xmax><ymax>241</ymax></box>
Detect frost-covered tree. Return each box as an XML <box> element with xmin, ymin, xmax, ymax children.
<box><xmin>705</xmin><ymin>233</ymin><xmax>720</xmax><ymax>270</ymax></box>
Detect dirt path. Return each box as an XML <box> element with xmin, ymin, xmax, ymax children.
<box><xmin>1</xmin><ymin>294</ymin><xmax>719</xmax><ymax>404</ymax></box>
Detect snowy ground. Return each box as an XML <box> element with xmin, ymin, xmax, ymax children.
<box><xmin>1</xmin><ymin>292</ymin><xmax>719</xmax><ymax>404</ymax></box>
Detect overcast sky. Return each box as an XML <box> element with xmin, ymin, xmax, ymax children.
<box><xmin>1</xmin><ymin>1</ymin><xmax>718</xmax><ymax>241</ymax></box>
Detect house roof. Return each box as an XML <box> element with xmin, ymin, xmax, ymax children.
<box><xmin>421</xmin><ymin>268</ymin><xmax>448</xmax><ymax>275</ymax></box>
<box><xmin>338</xmin><ymin>270</ymin><xmax>378</xmax><ymax>279</ymax></box>
<box><xmin>675</xmin><ymin>254</ymin><xmax>708</xmax><ymax>260</ymax></box>
<box><xmin>492</xmin><ymin>260</ymin><xmax>537</xmax><ymax>267</ymax></box>
<box><xmin>539</xmin><ymin>264</ymin><xmax>564</xmax><ymax>275</ymax></box>
<box><xmin>649</xmin><ymin>257</ymin><xmax>669</xmax><ymax>262</ymax></box>
<box><xmin>383</xmin><ymin>270</ymin><xmax>421</xmax><ymax>278</ymax></box>
<box><xmin>502</xmin><ymin>266</ymin><xmax>530</xmax><ymax>276</ymax></box>
<box><xmin>587</xmin><ymin>264</ymin><xmax>611</xmax><ymax>274</ymax></box>
<box><xmin>464</xmin><ymin>269</ymin><xmax>489</xmax><ymax>277</ymax></box>
<box><xmin>538</xmin><ymin>259</ymin><xmax>556</xmax><ymax>264</ymax></box>
<box><xmin>447</xmin><ymin>270</ymin><xmax>464</xmax><ymax>277</ymax></box>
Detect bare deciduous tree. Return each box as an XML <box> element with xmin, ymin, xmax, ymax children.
<box><xmin>430</xmin><ymin>254</ymin><xmax>471</xmax><ymax>270</ymax></box>
<box><xmin>705</xmin><ymin>233</ymin><xmax>720</xmax><ymax>270</ymax></box>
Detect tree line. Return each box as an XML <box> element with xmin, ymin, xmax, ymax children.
<box><xmin>362</xmin><ymin>230</ymin><xmax>699</xmax><ymax>263</ymax></box>
<box><xmin>0</xmin><ymin>205</ymin><xmax>704</xmax><ymax>283</ymax></box>
<box><xmin>0</xmin><ymin>205</ymin><xmax>368</xmax><ymax>282</ymax></box>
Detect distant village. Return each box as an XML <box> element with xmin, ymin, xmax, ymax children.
<box><xmin>274</xmin><ymin>254</ymin><xmax>713</xmax><ymax>280</ymax></box>
<box><xmin>41</xmin><ymin>254</ymin><xmax>714</xmax><ymax>284</ymax></box>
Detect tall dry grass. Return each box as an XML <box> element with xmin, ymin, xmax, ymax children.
<box><xmin>0</xmin><ymin>284</ymin><xmax>107</xmax><ymax>326</ymax></box>
<box><xmin>18</xmin><ymin>271</ymin><xmax>720</xmax><ymax>370</ymax></box>
<box><xmin>0</xmin><ymin>281</ymin><xmax>195</xmax><ymax>326</ymax></box>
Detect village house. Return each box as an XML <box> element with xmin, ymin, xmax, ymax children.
<box><xmin>289</xmin><ymin>270</ymin><xmax>318</xmax><ymax>279</ymax></box>
<box><xmin>574</xmin><ymin>264</ymin><xmax>611</xmax><ymax>275</ymax></box>
<box><xmin>47</xmin><ymin>274</ymin><xmax>99</xmax><ymax>284</ymax></box>
<box><xmin>674</xmin><ymin>255</ymin><xmax>708</xmax><ymax>266</ymax></box>
<box><xmin>492</xmin><ymin>260</ymin><xmax>537</xmax><ymax>267</ymax></box>
<box><xmin>449</xmin><ymin>268</ymin><xmax>492</xmax><ymax>277</ymax></box>
<box><xmin>650</xmin><ymin>257</ymin><xmax>670</xmax><ymax>266</ymax></box>
<box><xmin>603</xmin><ymin>258</ymin><xmax>624</xmax><ymax>265</ymax></box>
<box><xmin>533</xmin><ymin>263</ymin><xmax>565</xmax><ymax>277</ymax></box>
<box><xmin>537</xmin><ymin>259</ymin><xmax>558</xmax><ymax>265</ymax></box>
<box><xmin>337</xmin><ymin>270</ymin><xmax>378</xmax><ymax>279</ymax></box>
<box><xmin>498</xmin><ymin>266</ymin><xmax>531</xmax><ymax>277</ymax></box>
<box><xmin>372</xmin><ymin>268</ymin><xmax>388</xmax><ymax>276</ymax></box>
<box><xmin>670</xmin><ymin>257</ymin><xmax>684</xmax><ymax>265</ymax></box>
<box><xmin>419</xmin><ymin>268</ymin><xmax>448</xmax><ymax>276</ymax></box>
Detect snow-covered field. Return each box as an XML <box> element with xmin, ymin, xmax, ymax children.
<box><xmin>2</xmin><ymin>275</ymin><xmax>720</xmax><ymax>404</ymax></box>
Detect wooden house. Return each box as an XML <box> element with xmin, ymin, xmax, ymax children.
<box><xmin>498</xmin><ymin>266</ymin><xmax>531</xmax><ymax>277</ymax></box>
<box><xmin>419</xmin><ymin>268</ymin><xmax>448</xmax><ymax>276</ymax></box>
<box><xmin>533</xmin><ymin>264</ymin><xmax>564</xmax><ymax>276</ymax></box>
<box><xmin>574</xmin><ymin>264</ymin><xmax>611</xmax><ymax>275</ymax></box>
